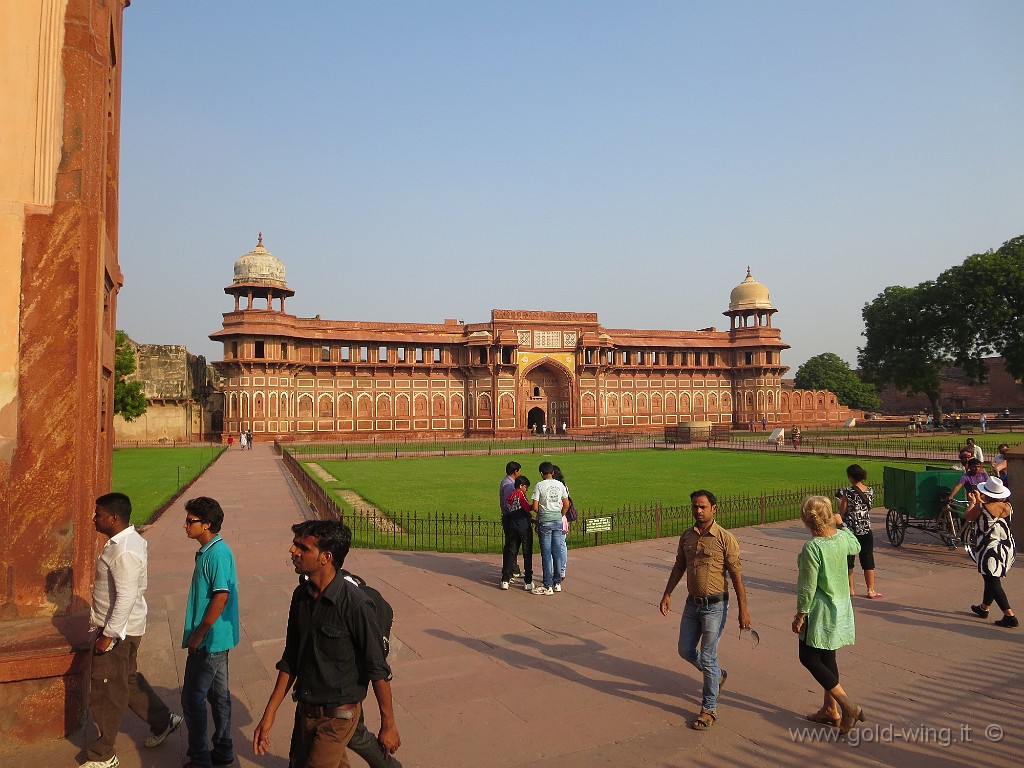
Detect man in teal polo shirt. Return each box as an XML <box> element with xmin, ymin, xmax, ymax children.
<box><xmin>182</xmin><ymin>497</ymin><xmax>240</xmax><ymax>768</ymax></box>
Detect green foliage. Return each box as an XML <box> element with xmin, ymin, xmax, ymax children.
<box><xmin>794</xmin><ymin>353</ymin><xmax>880</xmax><ymax>410</ymax></box>
<box><xmin>935</xmin><ymin>235</ymin><xmax>1024</xmax><ymax>380</ymax></box>
<box><xmin>859</xmin><ymin>284</ymin><xmax>952</xmax><ymax>422</ymax></box>
<box><xmin>858</xmin><ymin>234</ymin><xmax>1024</xmax><ymax>422</ymax></box>
<box><xmin>112</xmin><ymin>446</ymin><xmax>225</xmax><ymax>525</ymax></box>
<box><xmin>114</xmin><ymin>330</ymin><xmax>147</xmax><ymax>422</ymax></box>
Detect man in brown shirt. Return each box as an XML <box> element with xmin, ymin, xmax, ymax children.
<box><xmin>659</xmin><ymin>489</ymin><xmax>751</xmax><ymax>730</ymax></box>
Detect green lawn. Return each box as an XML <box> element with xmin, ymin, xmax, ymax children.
<box><xmin>307</xmin><ymin>449</ymin><xmax>929</xmax><ymax>518</ymax></box>
<box><xmin>112</xmin><ymin>446</ymin><xmax>225</xmax><ymax>525</ymax></box>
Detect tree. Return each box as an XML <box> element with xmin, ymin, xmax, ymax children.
<box><xmin>935</xmin><ymin>235</ymin><xmax>1024</xmax><ymax>380</ymax></box>
<box><xmin>794</xmin><ymin>353</ymin><xmax>881</xmax><ymax>410</ymax></box>
<box><xmin>858</xmin><ymin>234</ymin><xmax>1024</xmax><ymax>424</ymax></box>
<box><xmin>114</xmin><ymin>330</ymin><xmax>147</xmax><ymax>421</ymax></box>
<box><xmin>858</xmin><ymin>283</ymin><xmax>949</xmax><ymax>423</ymax></box>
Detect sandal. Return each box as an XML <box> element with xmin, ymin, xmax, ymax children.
<box><xmin>691</xmin><ymin>710</ymin><xmax>717</xmax><ymax>730</ymax></box>
<box><xmin>839</xmin><ymin>707</ymin><xmax>866</xmax><ymax>735</ymax></box>
<box><xmin>806</xmin><ymin>709</ymin><xmax>841</xmax><ymax>727</ymax></box>
<box><xmin>866</xmin><ymin>592</ymin><xmax>884</xmax><ymax>599</ymax></box>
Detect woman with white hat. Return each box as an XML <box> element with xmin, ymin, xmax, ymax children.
<box><xmin>965</xmin><ymin>476</ymin><xmax>1017</xmax><ymax>628</ymax></box>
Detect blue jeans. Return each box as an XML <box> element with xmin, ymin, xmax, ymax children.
<box><xmin>182</xmin><ymin>648</ymin><xmax>233</xmax><ymax>768</ymax></box>
<box><xmin>537</xmin><ymin>522</ymin><xmax>565</xmax><ymax>588</ymax></box>
<box><xmin>677</xmin><ymin>599</ymin><xmax>728</xmax><ymax>713</ymax></box>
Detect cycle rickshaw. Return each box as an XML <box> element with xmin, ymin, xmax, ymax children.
<box><xmin>883</xmin><ymin>466</ymin><xmax>972</xmax><ymax>548</ymax></box>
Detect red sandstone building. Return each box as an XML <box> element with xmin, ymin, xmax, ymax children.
<box><xmin>212</xmin><ymin>238</ymin><xmax>848</xmax><ymax>440</ymax></box>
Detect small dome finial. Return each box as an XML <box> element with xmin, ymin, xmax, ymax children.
<box><xmin>257</xmin><ymin>231</ymin><xmax>264</xmax><ymax>247</ymax></box>
<box><xmin>746</xmin><ymin>266</ymin><xmax>752</xmax><ymax>279</ymax></box>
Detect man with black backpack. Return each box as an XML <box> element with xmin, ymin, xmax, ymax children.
<box><xmin>254</xmin><ymin>520</ymin><xmax>401</xmax><ymax>767</ymax></box>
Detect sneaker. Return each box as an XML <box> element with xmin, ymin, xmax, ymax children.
<box><xmin>971</xmin><ymin>604</ymin><xmax>990</xmax><ymax>619</ymax></box>
<box><xmin>500</xmin><ymin>581</ymin><xmax>510</xmax><ymax>590</ymax></box>
<box><xmin>994</xmin><ymin>615</ymin><xmax>1019</xmax><ymax>628</ymax></box>
<box><xmin>524</xmin><ymin>582</ymin><xmax>535</xmax><ymax>591</ymax></box>
<box><xmin>144</xmin><ymin>713</ymin><xmax>182</xmax><ymax>747</ymax></box>
<box><xmin>554</xmin><ymin>583</ymin><xmax>562</xmax><ymax>592</ymax></box>
<box><xmin>532</xmin><ymin>585</ymin><xmax>554</xmax><ymax>595</ymax></box>
<box><xmin>81</xmin><ymin>758</ymin><xmax>119</xmax><ymax>768</ymax></box>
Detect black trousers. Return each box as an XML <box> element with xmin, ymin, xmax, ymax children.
<box><xmin>982</xmin><ymin>573</ymin><xmax>1011</xmax><ymax>612</ymax></box>
<box><xmin>798</xmin><ymin>639</ymin><xmax>840</xmax><ymax>691</ymax></box>
<box><xmin>502</xmin><ymin>515</ymin><xmax>534</xmax><ymax>582</ymax></box>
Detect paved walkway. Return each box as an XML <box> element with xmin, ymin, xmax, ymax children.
<box><xmin>6</xmin><ymin>443</ymin><xmax>1022</xmax><ymax>767</ymax></box>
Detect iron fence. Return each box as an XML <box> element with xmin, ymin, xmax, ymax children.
<box><xmin>278</xmin><ymin>433</ymin><xmax>665</xmax><ymax>460</ymax></box>
<box><xmin>707</xmin><ymin>433</ymin><xmax>1007</xmax><ymax>462</ymax></box>
<box><xmin>282</xmin><ymin>457</ymin><xmax>874</xmax><ymax>553</ymax></box>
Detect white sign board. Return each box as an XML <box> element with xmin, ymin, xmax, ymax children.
<box><xmin>584</xmin><ymin>517</ymin><xmax>612</xmax><ymax>533</ymax></box>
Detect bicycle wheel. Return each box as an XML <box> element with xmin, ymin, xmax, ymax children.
<box><xmin>938</xmin><ymin>508</ymin><xmax>958</xmax><ymax>549</ymax></box>
<box><xmin>886</xmin><ymin>509</ymin><xmax>906</xmax><ymax>547</ymax></box>
<box><xmin>960</xmin><ymin>518</ymin><xmax>978</xmax><ymax>549</ymax></box>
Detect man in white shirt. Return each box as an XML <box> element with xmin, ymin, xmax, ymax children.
<box><xmin>84</xmin><ymin>493</ymin><xmax>181</xmax><ymax>768</ymax></box>
<box><xmin>964</xmin><ymin>437</ymin><xmax>985</xmax><ymax>463</ymax></box>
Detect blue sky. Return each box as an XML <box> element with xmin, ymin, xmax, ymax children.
<box><xmin>118</xmin><ymin>1</ymin><xmax>1024</xmax><ymax>373</ymax></box>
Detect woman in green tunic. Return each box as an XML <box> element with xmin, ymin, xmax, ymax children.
<box><xmin>793</xmin><ymin>496</ymin><xmax>867</xmax><ymax>735</ymax></box>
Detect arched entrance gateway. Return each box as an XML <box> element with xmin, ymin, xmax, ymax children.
<box><xmin>522</xmin><ymin>361</ymin><xmax>572</xmax><ymax>433</ymax></box>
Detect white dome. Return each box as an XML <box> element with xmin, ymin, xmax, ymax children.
<box><xmin>232</xmin><ymin>233</ymin><xmax>287</xmax><ymax>287</ymax></box>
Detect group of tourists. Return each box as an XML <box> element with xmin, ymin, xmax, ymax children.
<box><xmin>83</xmin><ymin>494</ymin><xmax>400</xmax><ymax>768</ymax></box>
<box><xmin>652</xmin><ymin>456</ymin><xmax>1015</xmax><ymax>735</ymax></box>
<box><xmin>83</xmin><ymin>440</ymin><xmax>1017</xmax><ymax>767</ymax></box>
<box><xmin>499</xmin><ymin>460</ymin><xmax>573</xmax><ymax>595</ymax></box>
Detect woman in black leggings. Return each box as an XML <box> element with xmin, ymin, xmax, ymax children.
<box><xmin>793</xmin><ymin>496</ymin><xmax>866</xmax><ymax>734</ymax></box>
<box><xmin>966</xmin><ymin>477</ymin><xmax>1018</xmax><ymax>628</ymax></box>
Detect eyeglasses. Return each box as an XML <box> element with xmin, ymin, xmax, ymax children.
<box><xmin>739</xmin><ymin>627</ymin><xmax>760</xmax><ymax>647</ymax></box>
<box><xmin>185</xmin><ymin>518</ymin><xmax>203</xmax><ymax>526</ymax></box>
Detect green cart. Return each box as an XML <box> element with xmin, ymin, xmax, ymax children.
<box><xmin>882</xmin><ymin>466</ymin><xmax>970</xmax><ymax>548</ymax></box>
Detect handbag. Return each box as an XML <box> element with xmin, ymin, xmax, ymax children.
<box><xmin>566</xmin><ymin>496</ymin><xmax>578</xmax><ymax>523</ymax></box>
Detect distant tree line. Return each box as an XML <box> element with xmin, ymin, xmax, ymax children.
<box><xmin>794</xmin><ymin>353</ymin><xmax>880</xmax><ymax>411</ymax></box>
<box><xmin>857</xmin><ymin>234</ymin><xmax>1024</xmax><ymax>422</ymax></box>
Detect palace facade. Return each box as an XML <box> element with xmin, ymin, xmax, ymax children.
<box><xmin>212</xmin><ymin>238</ymin><xmax>850</xmax><ymax>441</ymax></box>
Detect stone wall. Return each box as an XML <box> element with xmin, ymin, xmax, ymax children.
<box><xmin>113</xmin><ymin>340</ymin><xmax>223</xmax><ymax>443</ymax></box>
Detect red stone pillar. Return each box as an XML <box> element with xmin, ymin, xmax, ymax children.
<box><xmin>0</xmin><ymin>0</ymin><xmax>128</xmax><ymax>748</ymax></box>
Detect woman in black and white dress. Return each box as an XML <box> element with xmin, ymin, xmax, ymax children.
<box><xmin>966</xmin><ymin>477</ymin><xmax>1017</xmax><ymax>628</ymax></box>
